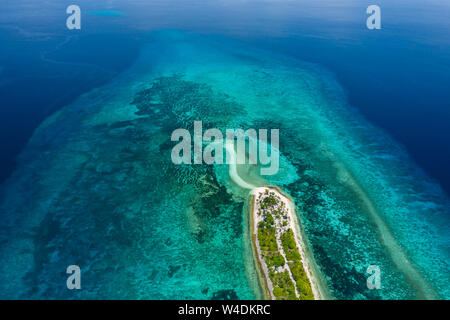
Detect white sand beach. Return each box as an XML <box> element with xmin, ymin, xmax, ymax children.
<box><xmin>224</xmin><ymin>141</ymin><xmax>321</xmax><ymax>299</ymax></box>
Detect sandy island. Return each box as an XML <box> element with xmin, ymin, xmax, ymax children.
<box><xmin>250</xmin><ymin>187</ymin><xmax>321</xmax><ymax>300</ymax></box>
<box><xmin>224</xmin><ymin>142</ymin><xmax>322</xmax><ymax>300</ymax></box>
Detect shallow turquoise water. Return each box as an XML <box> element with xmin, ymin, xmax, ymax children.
<box><xmin>0</xmin><ymin>31</ymin><xmax>448</xmax><ymax>299</ymax></box>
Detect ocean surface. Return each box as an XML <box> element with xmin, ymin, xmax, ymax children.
<box><xmin>0</xmin><ymin>0</ymin><xmax>449</xmax><ymax>299</ymax></box>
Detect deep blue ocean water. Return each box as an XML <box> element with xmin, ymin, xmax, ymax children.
<box><xmin>0</xmin><ymin>0</ymin><xmax>448</xmax><ymax>299</ymax></box>
<box><xmin>1</xmin><ymin>0</ymin><xmax>449</xmax><ymax>195</ymax></box>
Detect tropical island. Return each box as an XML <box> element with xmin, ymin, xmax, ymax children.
<box><xmin>250</xmin><ymin>186</ymin><xmax>320</xmax><ymax>300</ymax></box>
<box><xmin>222</xmin><ymin>139</ymin><xmax>321</xmax><ymax>300</ymax></box>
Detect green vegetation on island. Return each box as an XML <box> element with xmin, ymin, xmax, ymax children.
<box><xmin>254</xmin><ymin>189</ymin><xmax>316</xmax><ymax>300</ymax></box>
<box><xmin>269</xmin><ymin>270</ymin><xmax>297</xmax><ymax>300</ymax></box>
<box><xmin>281</xmin><ymin>229</ymin><xmax>314</xmax><ymax>300</ymax></box>
<box><xmin>257</xmin><ymin>216</ymin><xmax>296</xmax><ymax>299</ymax></box>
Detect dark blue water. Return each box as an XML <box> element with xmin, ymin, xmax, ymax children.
<box><xmin>1</xmin><ymin>0</ymin><xmax>449</xmax><ymax>195</ymax></box>
<box><xmin>0</xmin><ymin>1</ymin><xmax>141</xmax><ymax>182</ymax></box>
